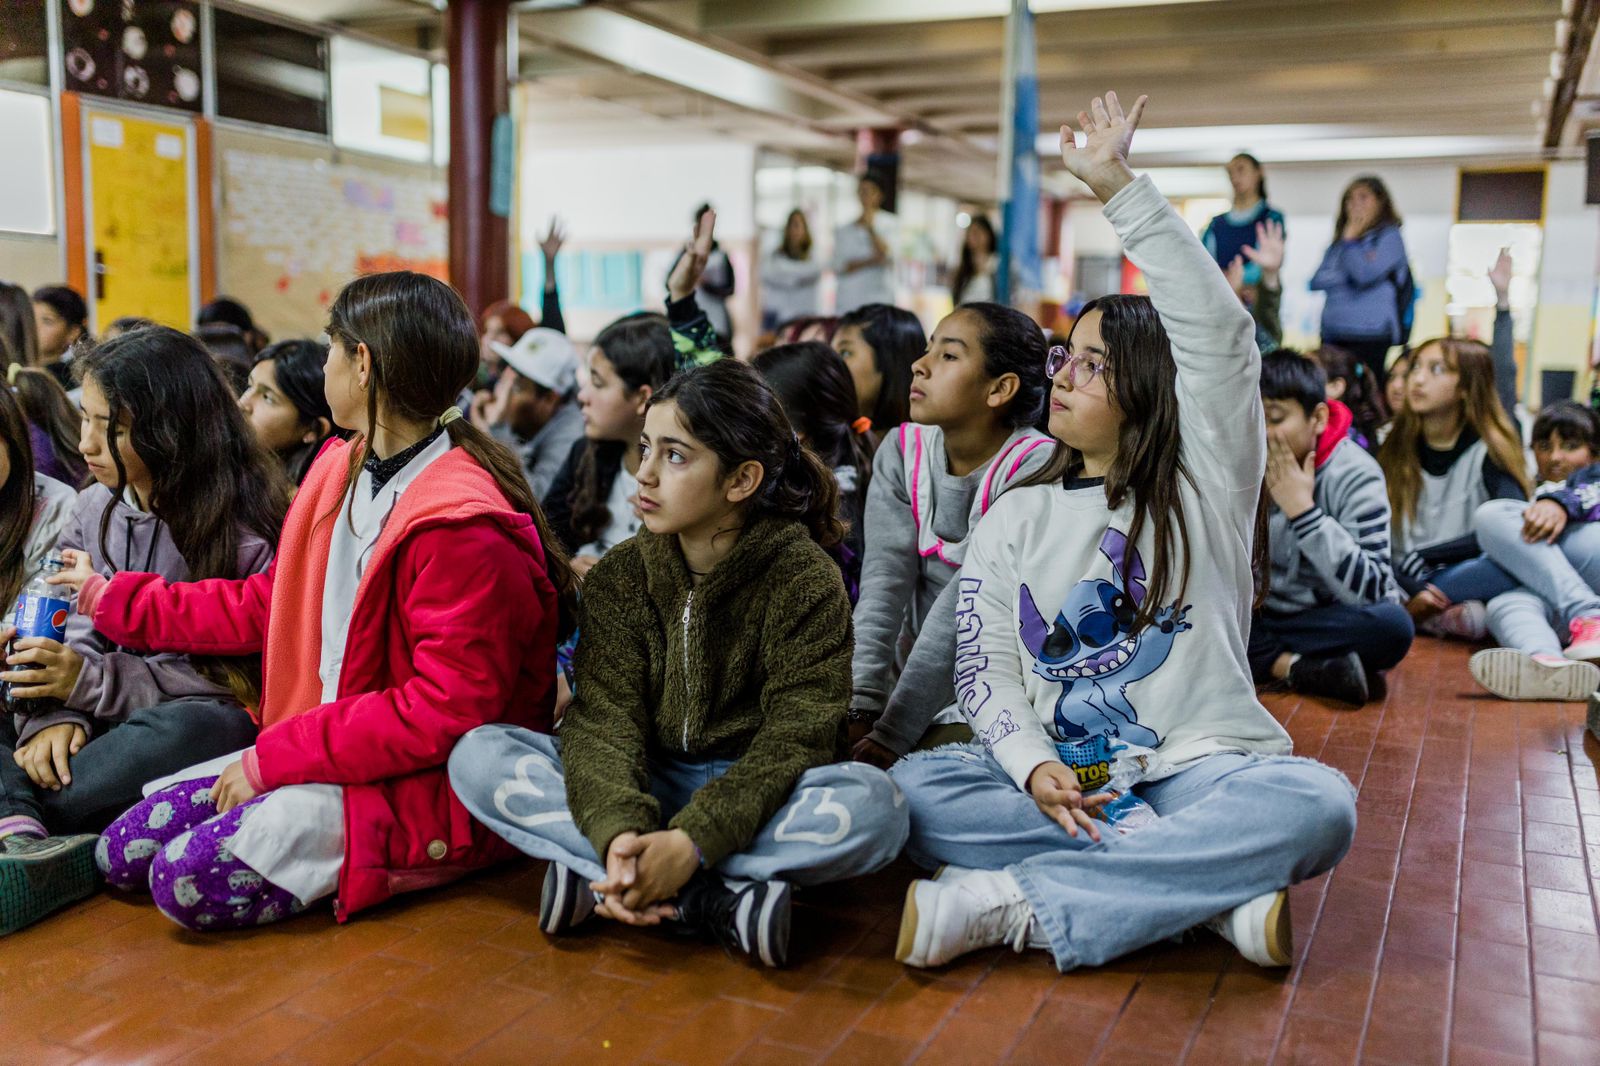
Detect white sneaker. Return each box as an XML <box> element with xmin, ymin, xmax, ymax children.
<box><xmin>1205</xmin><ymin>888</ymin><xmax>1292</xmax><ymax>968</ymax></box>
<box><xmin>1471</xmin><ymin>648</ymin><xmax>1600</xmax><ymax>702</ymax></box>
<box><xmin>896</xmin><ymin>867</ymin><xmax>1041</xmax><ymax>968</ymax></box>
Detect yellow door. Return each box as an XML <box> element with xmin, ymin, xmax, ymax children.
<box><xmin>85</xmin><ymin>110</ymin><xmax>194</xmax><ymax>330</ymax></box>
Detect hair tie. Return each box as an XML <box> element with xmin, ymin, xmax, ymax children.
<box><xmin>851</xmin><ymin>416</ymin><xmax>873</xmax><ymax>435</ymax></box>
<box><xmin>437</xmin><ymin>406</ymin><xmax>463</xmax><ymax>429</ymax></box>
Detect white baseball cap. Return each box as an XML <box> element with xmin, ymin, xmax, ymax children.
<box><xmin>492</xmin><ymin>328</ymin><xmax>578</xmax><ymax>395</ymax></box>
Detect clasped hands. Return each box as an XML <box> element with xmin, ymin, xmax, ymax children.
<box><xmin>590</xmin><ymin>828</ymin><xmax>702</xmax><ymax>925</ymax></box>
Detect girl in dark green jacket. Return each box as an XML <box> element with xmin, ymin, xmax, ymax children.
<box><xmin>450</xmin><ymin>359</ymin><xmax>909</xmax><ymax>968</ymax></box>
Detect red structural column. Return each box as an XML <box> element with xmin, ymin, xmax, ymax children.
<box><xmin>446</xmin><ymin>0</ymin><xmax>511</xmax><ymax>316</ymax></box>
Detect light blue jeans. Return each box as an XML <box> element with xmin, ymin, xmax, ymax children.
<box><xmin>447</xmin><ymin>725</ymin><xmax>909</xmax><ymax>886</ymax></box>
<box><xmin>890</xmin><ymin>744</ymin><xmax>1357</xmax><ymax>972</ymax></box>
<box><xmin>1476</xmin><ymin>499</ymin><xmax>1600</xmax><ymax>655</ymax></box>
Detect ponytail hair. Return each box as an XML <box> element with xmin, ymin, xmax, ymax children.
<box><xmin>652</xmin><ymin>359</ymin><xmax>844</xmax><ymax>548</ymax></box>
<box><xmin>751</xmin><ymin>341</ymin><xmax>876</xmax><ymax>503</ymax></box>
<box><xmin>324</xmin><ymin>272</ymin><xmax>578</xmax><ymax>630</ymax></box>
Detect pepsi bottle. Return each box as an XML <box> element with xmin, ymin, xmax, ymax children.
<box><xmin>3</xmin><ymin>552</ymin><xmax>73</xmax><ymax>712</ymax></box>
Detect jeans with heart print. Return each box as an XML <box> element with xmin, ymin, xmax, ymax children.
<box><xmin>448</xmin><ymin>724</ymin><xmax>908</xmax><ymax>887</ymax></box>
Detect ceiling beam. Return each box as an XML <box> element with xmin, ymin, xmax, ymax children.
<box><xmin>1547</xmin><ymin>0</ymin><xmax>1600</xmax><ymax>147</ymax></box>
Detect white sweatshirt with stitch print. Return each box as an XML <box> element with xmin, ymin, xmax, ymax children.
<box><xmin>955</xmin><ymin>174</ymin><xmax>1292</xmax><ymax>791</ymax></box>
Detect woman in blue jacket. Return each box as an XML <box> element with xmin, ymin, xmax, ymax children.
<box><xmin>1311</xmin><ymin>176</ymin><xmax>1411</xmax><ymax>386</ymax></box>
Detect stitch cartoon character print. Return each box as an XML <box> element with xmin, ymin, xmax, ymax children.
<box><xmin>1016</xmin><ymin>528</ymin><xmax>1190</xmax><ymax>749</ymax></box>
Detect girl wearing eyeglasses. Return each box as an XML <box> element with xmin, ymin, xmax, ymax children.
<box><xmin>888</xmin><ymin>91</ymin><xmax>1355</xmax><ymax>975</ymax></box>
<box><xmin>848</xmin><ymin>301</ymin><xmax>1053</xmax><ymax>769</ymax></box>
<box><xmin>1377</xmin><ymin>337</ymin><xmax>1530</xmax><ymax>630</ymax></box>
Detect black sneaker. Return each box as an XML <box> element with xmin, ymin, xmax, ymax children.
<box><xmin>538</xmin><ymin>862</ymin><xmax>596</xmax><ymax>934</ymax></box>
<box><xmin>675</xmin><ymin>870</ymin><xmax>791</xmax><ymax>968</ymax></box>
<box><xmin>0</xmin><ymin>833</ymin><xmax>101</xmax><ymax>935</ymax></box>
<box><xmin>1288</xmin><ymin>651</ymin><xmax>1369</xmax><ymax>706</ymax></box>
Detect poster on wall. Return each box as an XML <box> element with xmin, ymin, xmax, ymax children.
<box><xmin>62</xmin><ymin>0</ymin><xmax>202</xmax><ymax>112</ymax></box>
<box><xmin>88</xmin><ymin>111</ymin><xmax>192</xmax><ymax>328</ymax></box>
<box><xmin>216</xmin><ymin>128</ymin><xmax>446</xmax><ymax>338</ymax></box>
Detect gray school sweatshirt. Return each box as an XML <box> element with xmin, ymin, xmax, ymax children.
<box><xmin>852</xmin><ymin>423</ymin><xmax>1052</xmax><ymax>755</ymax></box>
<box><xmin>1265</xmin><ymin>435</ymin><xmax>1399</xmax><ymax>614</ymax></box>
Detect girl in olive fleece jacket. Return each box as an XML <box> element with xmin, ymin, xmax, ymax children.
<box><xmin>451</xmin><ymin>360</ymin><xmax>908</xmax><ymax>968</ymax></box>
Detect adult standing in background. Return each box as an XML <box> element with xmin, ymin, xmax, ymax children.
<box><xmin>1203</xmin><ymin>154</ymin><xmax>1285</xmax><ymax>288</ymax></box>
<box><xmin>762</xmin><ymin>209</ymin><xmax>822</xmax><ymax>331</ymax></box>
<box><xmin>1311</xmin><ymin>176</ymin><xmax>1412</xmax><ymax>385</ymax></box>
<box><xmin>950</xmin><ymin>215</ymin><xmax>998</xmax><ymax>305</ymax></box>
<box><xmin>832</xmin><ymin>175</ymin><xmax>895</xmax><ymax>314</ymax></box>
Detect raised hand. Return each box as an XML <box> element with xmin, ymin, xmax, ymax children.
<box><xmin>1242</xmin><ymin>218</ymin><xmax>1285</xmax><ymax>285</ymax></box>
<box><xmin>1059</xmin><ymin>90</ymin><xmax>1148</xmax><ymax>203</ymax></box>
<box><xmin>1489</xmin><ymin>247</ymin><xmax>1513</xmax><ymax>308</ymax></box>
<box><xmin>667</xmin><ymin>208</ymin><xmax>716</xmax><ymax>302</ymax></box>
<box><xmin>539</xmin><ymin>217</ymin><xmax>567</xmax><ymax>262</ymax></box>
<box><xmin>1225</xmin><ymin>255</ymin><xmax>1246</xmax><ymax>297</ymax></box>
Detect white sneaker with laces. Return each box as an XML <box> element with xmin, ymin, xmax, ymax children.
<box><xmin>1471</xmin><ymin>648</ymin><xmax>1600</xmax><ymax>701</ymax></box>
<box><xmin>896</xmin><ymin>867</ymin><xmax>1043</xmax><ymax>968</ymax></box>
<box><xmin>1205</xmin><ymin>888</ymin><xmax>1292</xmax><ymax>968</ymax></box>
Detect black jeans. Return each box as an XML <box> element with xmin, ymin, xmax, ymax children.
<box><xmin>1248</xmin><ymin>602</ymin><xmax>1416</xmax><ymax>684</ymax></box>
<box><xmin>0</xmin><ymin>699</ymin><xmax>258</xmax><ymax>833</ymax></box>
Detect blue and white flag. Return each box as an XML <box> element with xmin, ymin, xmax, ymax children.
<box><xmin>997</xmin><ymin>0</ymin><xmax>1040</xmax><ymax>306</ymax></box>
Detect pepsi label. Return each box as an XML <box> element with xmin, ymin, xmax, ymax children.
<box><xmin>14</xmin><ymin>593</ymin><xmax>70</xmax><ymax>644</ymax></box>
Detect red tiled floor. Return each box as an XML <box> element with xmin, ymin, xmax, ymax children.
<box><xmin>3</xmin><ymin>638</ymin><xmax>1600</xmax><ymax>1064</ymax></box>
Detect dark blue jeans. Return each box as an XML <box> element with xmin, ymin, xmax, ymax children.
<box><xmin>1426</xmin><ymin>556</ymin><xmax>1520</xmax><ymax>605</ymax></box>
<box><xmin>1248</xmin><ymin>602</ymin><xmax>1416</xmax><ymax>682</ymax></box>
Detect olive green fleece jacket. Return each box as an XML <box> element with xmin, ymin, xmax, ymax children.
<box><xmin>561</xmin><ymin>516</ymin><xmax>854</xmax><ymax>867</ymax></box>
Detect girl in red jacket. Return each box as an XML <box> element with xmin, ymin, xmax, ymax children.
<box><xmin>52</xmin><ymin>272</ymin><xmax>573</xmax><ymax>930</ymax></box>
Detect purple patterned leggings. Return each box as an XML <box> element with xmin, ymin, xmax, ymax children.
<box><xmin>97</xmin><ymin>776</ymin><xmax>307</xmax><ymax>931</ymax></box>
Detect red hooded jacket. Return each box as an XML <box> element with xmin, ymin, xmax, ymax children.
<box><xmin>81</xmin><ymin>439</ymin><xmax>557</xmax><ymax>919</ymax></box>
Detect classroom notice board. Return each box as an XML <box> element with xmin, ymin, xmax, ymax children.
<box><xmin>215</xmin><ymin>126</ymin><xmax>446</xmax><ymax>339</ymax></box>
<box><xmin>87</xmin><ymin>110</ymin><xmax>194</xmax><ymax>329</ymax></box>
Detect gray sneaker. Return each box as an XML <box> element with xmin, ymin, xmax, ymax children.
<box><xmin>0</xmin><ymin>833</ymin><xmax>101</xmax><ymax>935</ymax></box>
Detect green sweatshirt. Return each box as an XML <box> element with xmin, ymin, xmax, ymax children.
<box><xmin>561</xmin><ymin>516</ymin><xmax>854</xmax><ymax>866</ymax></box>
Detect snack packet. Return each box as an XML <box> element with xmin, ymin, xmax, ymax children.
<box><xmin>1053</xmin><ymin>735</ymin><xmax>1159</xmax><ymax>835</ymax></box>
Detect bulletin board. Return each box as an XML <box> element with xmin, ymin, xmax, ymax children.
<box><xmin>86</xmin><ymin>110</ymin><xmax>193</xmax><ymax>328</ymax></box>
<box><xmin>214</xmin><ymin>126</ymin><xmax>446</xmax><ymax>339</ymax></box>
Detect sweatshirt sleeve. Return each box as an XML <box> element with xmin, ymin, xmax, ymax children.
<box><xmin>1102</xmin><ymin>174</ymin><xmax>1263</xmax><ymax>492</ymax></box>
<box><xmin>1340</xmin><ymin>227</ymin><xmax>1409</xmax><ymax>289</ymax></box>
<box><xmin>851</xmin><ymin>437</ymin><xmax>920</xmax><ymax>715</ymax></box>
<box><xmin>1539</xmin><ymin>463</ymin><xmax>1600</xmax><ymax>522</ymax></box>
<box><xmin>1252</xmin><ymin>280</ymin><xmax>1283</xmax><ymax>348</ymax></box>
<box><xmin>252</xmin><ymin>522</ymin><xmax>549</xmax><ymax>790</ymax></box>
<box><xmin>668</xmin><ymin>559</ymin><xmax>853</xmax><ymax>866</ymax></box>
<box><xmin>1492</xmin><ymin>307</ymin><xmax>1517</xmax><ymax>417</ymax></box>
<box><xmin>955</xmin><ymin>495</ymin><xmax>1059</xmax><ymax>792</ymax></box>
<box><xmin>557</xmin><ymin>549</ymin><xmax>660</xmax><ymax>860</ymax></box>
<box><xmin>541</xmin><ymin>277</ymin><xmax>565</xmax><ymax>335</ymax></box>
<box><xmin>1290</xmin><ymin>459</ymin><xmax>1396</xmax><ymax>605</ymax></box>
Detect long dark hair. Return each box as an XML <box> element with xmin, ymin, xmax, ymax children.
<box><xmin>779</xmin><ymin>208</ymin><xmax>812</xmax><ymax>260</ymax></box>
<box><xmin>956</xmin><ymin>302</ymin><xmax>1050</xmax><ymax>428</ymax></box>
<box><xmin>569</xmin><ymin>312</ymin><xmax>678</xmax><ymax>548</ymax></box>
<box><xmin>0</xmin><ymin>383</ymin><xmax>36</xmax><ymax>612</ymax></box>
<box><xmin>77</xmin><ymin>328</ymin><xmax>292</xmax><ymax>706</ymax></box>
<box><xmin>10</xmin><ymin>367</ymin><xmax>87</xmax><ymax>487</ymax></box>
<box><xmin>0</xmin><ymin>282</ymin><xmax>39</xmax><ymax>368</ymax></box>
<box><xmin>198</xmin><ymin>296</ymin><xmax>268</xmax><ymax>354</ymax></box>
<box><xmin>324</xmin><ymin>272</ymin><xmax>577</xmax><ymax>625</ymax></box>
<box><xmin>1310</xmin><ymin>345</ymin><xmax>1383</xmax><ymax>446</ymax></box>
<box><xmin>1231</xmin><ymin>153</ymin><xmax>1266</xmax><ymax>201</ymax></box>
<box><xmin>951</xmin><ymin>215</ymin><xmax>997</xmax><ymax>305</ymax></box>
<box><xmin>1335</xmin><ymin>175</ymin><xmax>1402</xmax><ymax>240</ymax></box>
<box><xmin>837</xmin><ymin>303</ymin><xmax>922</xmax><ymax>432</ymax></box>
<box><xmin>752</xmin><ymin>341</ymin><xmax>875</xmax><ymax>501</ymax></box>
<box><xmin>253</xmin><ymin>339</ymin><xmax>339</xmax><ymax>485</ymax></box>
<box><xmin>653</xmin><ymin>359</ymin><xmax>843</xmax><ymax>548</ymax></box>
<box><xmin>1023</xmin><ymin>294</ymin><xmax>1197</xmax><ymax>631</ymax></box>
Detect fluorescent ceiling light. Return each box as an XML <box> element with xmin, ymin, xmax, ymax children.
<box><xmin>1040</xmin><ymin>126</ymin><xmax>1538</xmax><ymax>163</ymax></box>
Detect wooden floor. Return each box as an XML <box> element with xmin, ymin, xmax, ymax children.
<box><xmin>4</xmin><ymin>637</ymin><xmax>1600</xmax><ymax>1065</ymax></box>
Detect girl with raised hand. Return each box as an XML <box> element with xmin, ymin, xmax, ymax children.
<box><xmin>752</xmin><ymin>340</ymin><xmax>876</xmax><ymax>601</ymax></box>
<box><xmin>238</xmin><ymin>339</ymin><xmax>339</xmax><ymax>486</ymax></box>
<box><xmin>848</xmin><ymin>301</ymin><xmax>1053</xmax><ymax>768</ymax></box>
<box><xmin>890</xmin><ymin>92</ymin><xmax>1356</xmax><ymax>974</ymax></box>
<box><xmin>0</xmin><ymin>329</ymin><xmax>286</xmax><ymax>932</ymax></box>
<box><xmin>44</xmin><ymin>273</ymin><xmax>568</xmax><ymax>932</ymax></box>
<box><xmin>450</xmin><ymin>359</ymin><xmax>907</xmax><ymax>969</ymax></box>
